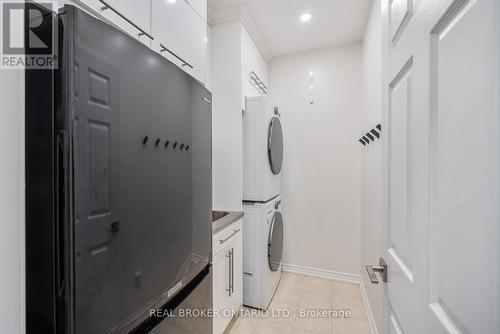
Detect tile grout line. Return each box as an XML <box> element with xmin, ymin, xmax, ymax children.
<box><xmin>231</xmin><ymin>273</ymin><xmax>371</xmax><ymax>334</ymax></box>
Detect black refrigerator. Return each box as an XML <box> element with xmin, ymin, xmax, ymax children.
<box><xmin>26</xmin><ymin>5</ymin><xmax>213</xmax><ymax>334</ymax></box>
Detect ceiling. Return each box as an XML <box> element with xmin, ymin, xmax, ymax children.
<box><xmin>208</xmin><ymin>0</ymin><xmax>374</xmax><ymax>58</ymax></box>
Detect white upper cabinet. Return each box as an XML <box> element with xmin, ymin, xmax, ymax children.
<box><xmin>151</xmin><ymin>0</ymin><xmax>207</xmax><ymax>84</ymax></box>
<box><xmin>241</xmin><ymin>27</ymin><xmax>268</xmax><ymax>96</ymax></box>
<box><xmin>77</xmin><ymin>0</ymin><xmax>152</xmax><ymax>46</ymax></box>
<box><xmin>76</xmin><ymin>0</ymin><xmax>208</xmax><ymax>85</ymax></box>
<box><xmin>105</xmin><ymin>0</ymin><xmax>150</xmax><ymax>33</ymax></box>
<box><xmin>186</xmin><ymin>0</ymin><xmax>207</xmax><ymax>22</ymax></box>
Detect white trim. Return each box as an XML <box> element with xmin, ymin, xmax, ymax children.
<box><xmin>208</xmin><ymin>5</ymin><xmax>272</xmax><ymax>62</ymax></box>
<box><xmin>390</xmin><ymin>313</ymin><xmax>404</xmax><ymax>334</ymax></box>
<box><xmin>281</xmin><ymin>263</ymin><xmax>360</xmax><ymax>284</ymax></box>
<box><xmin>387</xmin><ymin>248</ymin><xmax>414</xmax><ymax>282</ymax></box>
<box><xmin>360</xmin><ymin>278</ymin><xmax>380</xmax><ymax>334</ymax></box>
<box><xmin>429</xmin><ymin>303</ymin><xmax>463</xmax><ymax>334</ymax></box>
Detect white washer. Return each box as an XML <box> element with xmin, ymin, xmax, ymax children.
<box><xmin>243</xmin><ymin>96</ymin><xmax>283</xmax><ymax>202</ymax></box>
<box><xmin>242</xmin><ymin>196</ymin><xmax>283</xmax><ymax>310</ymax></box>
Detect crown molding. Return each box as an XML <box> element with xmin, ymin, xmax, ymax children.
<box><xmin>208</xmin><ymin>5</ymin><xmax>272</xmax><ymax>62</ymax></box>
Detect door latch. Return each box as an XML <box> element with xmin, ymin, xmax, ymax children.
<box><xmin>365</xmin><ymin>258</ymin><xmax>387</xmax><ymax>284</ymax></box>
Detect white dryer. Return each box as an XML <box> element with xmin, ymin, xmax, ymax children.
<box><xmin>243</xmin><ymin>96</ymin><xmax>283</xmax><ymax>202</ymax></box>
<box><xmin>242</xmin><ymin>196</ymin><xmax>283</xmax><ymax>310</ymax></box>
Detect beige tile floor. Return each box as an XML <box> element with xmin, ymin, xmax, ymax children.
<box><xmin>228</xmin><ymin>273</ymin><xmax>371</xmax><ymax>334</ymax></box>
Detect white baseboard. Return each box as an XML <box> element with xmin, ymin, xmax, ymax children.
<box><xmin>360</xmin><ymin>278</ymin><xmax>379</xmax><ymax>334</ymax></box>
<box><xmin>281</xmin><ymin>263</ymin><xmax>361</xmax><ymax>284</ymax></box>
<box><xmin>282</xmin><ymin>263</ymin><xmax>378</xmax><ymax>334</ymax></box>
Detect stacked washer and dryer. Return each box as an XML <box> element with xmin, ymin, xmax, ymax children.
<box><xmin>242</xmin><ymin>96</ymin><xmax>284</xmax><ymax>310</ymax></box>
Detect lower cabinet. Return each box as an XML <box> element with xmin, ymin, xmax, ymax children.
<box><xmin>213</xmin><ymin>222</ymin><xmax>242</xmax><ymax>334</ymax></box>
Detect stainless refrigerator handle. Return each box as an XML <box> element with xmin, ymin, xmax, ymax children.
<box><xmin>55</xmin><ymin>130</ymin><xmax>66</xmax><ymax>295</ymax></box>
<box><xmin>99</xmin><ymin>0</ymin><xmax>154</xmax><ymax>40</ymax></box>
<box><xmin>159</xmin><ymin>44</ymin><xmax>194</xmax><ymax>69</ymax></box>
<box><xmin>226</xmin><ymin>251</ymin><xmax>232</xmax><ymax>297</ymax></box>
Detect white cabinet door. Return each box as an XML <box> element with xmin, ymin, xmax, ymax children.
<box><xmin>212</xmin><ymin>247</ymin><xmax>233</xmax><ymax>334</ymax></box>
<box><xmin>229</xmin><ymin>234</ymin><xmax>243</xmax><ymax>311</ymax></box>
<box><xmin>241</xmin><ymin>27</ymin><xmax>268</xmax><ymax>90</ymax></box>
<box><xmin>242</xmin><ymin>68</ymin><xmax>261</xmax><ymax>101</ymax></box>
<box><xmin>77</xmin><ymin>0</ymin><xmax>152</xmax><ymax>46</ymax></box>
<box><xmin>151</xmin><ymin>0</ymin><xmax>186</xmax><ymax>59</ymax></box>
<box><xmin>212</xmin><ymin>225</ymin><xmax>243</xmax><ymax>334</ymax></box>
<box><xmin>186</xmin><ymin>0</ymin><xmax>207</xmax><ymax>21</ymax></box>
<box><xmin>105</xmin><ymin>0</ymin><xmax>150</xmax><ymax>33</ymax></box>
<box><xmin>151</xmin><ymin>0</ymin><xmax>206</xmax><ymax>84</ymax></box>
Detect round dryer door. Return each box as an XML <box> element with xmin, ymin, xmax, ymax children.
<box><xmin>268</xmin><ymin>117</ymin><xmax>283</xmax><ymax>175</ymax></box>
<box><xmin>268</xmin><ymin>212</ymin><xmax>284</xmax><ymax>272</ymax></box>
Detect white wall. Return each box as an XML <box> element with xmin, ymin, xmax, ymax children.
<box><xmin>361</xmin><ymin>0</ymin><xmax>385</xmax><ymax>332</ymax></box>
<box><xmin>269</xmin><ymin>44</ymin><xmax>363</xmax><ymax>276</ymax></box>
<box><xmin>0</xmin><ymin>68</ymin><xmax>25</xmax><ymax>332</ymax></box>
<box><xmin>211</xmin><ymin>21</ymin><xmax>243</xmax><ymax>211</ymax></box>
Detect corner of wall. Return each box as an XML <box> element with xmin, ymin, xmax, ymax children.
<box><xmin>360</xmin><ymin>0</ymin><xmax>385</xmax><ymax>332</ymax></box>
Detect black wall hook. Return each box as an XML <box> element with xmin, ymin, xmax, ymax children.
<box><xmin>180</xmin><ymin>144</ymin><xmax>184</xmax><ymax>150</ymax></box>
<box><xmin>360</xmin><ymin>123</ymin><xmax>382</xmax><ymax>147</ymax></box>
<box><xmin>142</xmin><ymin>136</ymin><xmax>149</xmax><ymax>145</ymax></box>
<box><xmin>173</xmin><ymin>142</ymin><xmax>178</xmax><ymax>149</ymax></box>
<box><xmin>186</xmin><ymin>145</ymin><xmax>190</xmax><ymax>151</ymax></box>
<box><xmin>165</xmin><ymin>140</ymin><xmax>170</xmax><ymax>148</ymax></box>
<box><xmin>155</xmin><ymin>138</ymin><xmax>160</xmax><ymax>147</ymax></box>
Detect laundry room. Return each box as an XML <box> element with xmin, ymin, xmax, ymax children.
<box><xmin>2</xmin><ymin>0</ymin><xmax>499</xmax><ymax>334</ymax></box>
<box><xmin>210</xmin><ymin>6</ymin><xmax>366</xmax><ymax>331</ymax></box>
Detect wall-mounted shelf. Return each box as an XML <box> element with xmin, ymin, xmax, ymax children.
<box><xmin>249</xmin><ymin>71</ymin><xmax>268</xmax><ymax>95</ymax></box>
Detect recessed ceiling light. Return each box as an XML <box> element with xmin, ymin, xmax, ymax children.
<box><xmin>167</xmin><ymin>0</ymin><xmax>177</xmax><ymax>3</ymax></box>
<box><xmin>300</xmin><ymin>13</ymin><xmax>312</xmax><ymax>23</ymax></box>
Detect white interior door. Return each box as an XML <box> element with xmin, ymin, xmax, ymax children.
<box><xmin>381</xmin><ymin>0</ymin><xmax>499</xmax><ymax>333</ymax></box>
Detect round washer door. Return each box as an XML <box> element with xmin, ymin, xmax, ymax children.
<box><xmin>268</xmin><ymin>117</ymin><xmax>283</xmax><ymax>175</ymax></box>
<box><xmin>268</xmin><ymin>212</ymin><xmax>284</xmax><ymax>272</ymax></box>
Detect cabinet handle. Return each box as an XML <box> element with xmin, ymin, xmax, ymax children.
<box><xmin>219</xmin><ymin>229</ymin><xmax>240</xmax><ymax>244</ymax></box>
<box><xmin>226</xmin><ymin>250</ymin><xmax>232</xmax><ymax>297</ymax></box>
<box><xmin>231</xmin><ymin>248</ymin><xmax>234</xmax><ymax>294</ymax></box>
<box><xmin>159</xmin><ymin>44</ymin><xmax>194</xmax><ymax>69</ymax></box>
<box><xmin>99</xmin><ymin>0</ymin><xmax>154</xmax><ymax>40</ymax></box>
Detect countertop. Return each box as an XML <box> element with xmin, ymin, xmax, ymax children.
<box><xmin>212</xmin><ymin>211</ymin><xmax>244</xmax><ymax>235</ymax></box>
